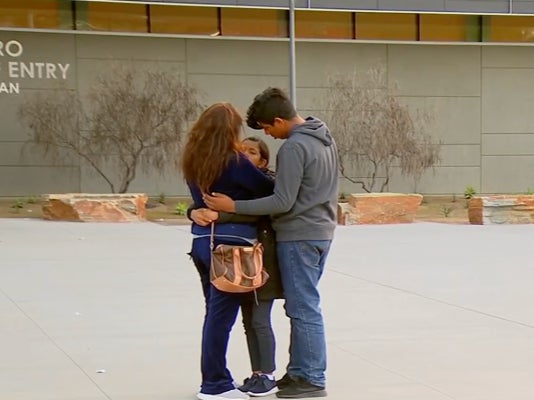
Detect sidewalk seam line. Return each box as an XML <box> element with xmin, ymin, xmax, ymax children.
<box><xmin>331</xmin><ymin>342</ymin><xmax>457</xmax><ymax>400</ymax></box>
<box><xmin>330</xmin><ymin>268</ymin><xmax>534</xmax><ymax>330</ymax></box>
<box><xmin>0</xmin><ymin>288</ymin><xmax>113</xmax><ymax>400</ymax></box>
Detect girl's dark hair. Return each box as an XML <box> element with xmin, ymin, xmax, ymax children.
<box><xmin>182</xmin><ymin>102</ymin><xmax>242</xmax><ymax>192</ymax></box>
<box><xmin>242</xmin><ymin>136</ymin><xmax>270</xmax><ymax>164</ymax></box>
<box><xmin>246</xmin><ymin>87</ymin><xmax>297</xmax><ymax>129</ymax></box>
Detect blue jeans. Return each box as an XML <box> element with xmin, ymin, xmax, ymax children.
<box><xmin>190</xmin><ymin>237</ymin><xmax>244</xmax><ymax>395</ymax></box>
<box><xmin>277</xmin><ymin>240</ymin><xmax>332</xmax><ymax>387</ymax></box>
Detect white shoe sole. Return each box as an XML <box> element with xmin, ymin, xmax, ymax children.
<box><xmin>197</xmin><ymin>390</ymin><xmax>250</xmax><ymax>400</ymax></box>
<box><xmin>248</xmin><ymin>386</ymin><xmax>279</xmax><ymax>397</ymax></box>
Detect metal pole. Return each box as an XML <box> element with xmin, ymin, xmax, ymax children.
<box><xmin>509</xmin><ymin>0</ymin><xmax>513</xmax><ymax>13</ymax></box>
<box><xmin>289</xmin><ymin>0</ymin><xmax>297</xmax><ymax>107</ymax></box>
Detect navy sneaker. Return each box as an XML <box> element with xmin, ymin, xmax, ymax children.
<box><xmin>238</xmin><ymin>374</ymin><xmax>260</xmax><ymax>393</ymax></box>
<box><xmin>247</xmin><ymin>375</ymin><xmax>278</xmax><ymax>397</ymax></box>
<box><xmin>245</xmin><ymin>374</ymin><xmax>278</xmax><ymax>397</ymax></box>
<box><xmin>275</xmin><ymin>377</ymin><xmax>326</xmax><ymax>399</ymax></box>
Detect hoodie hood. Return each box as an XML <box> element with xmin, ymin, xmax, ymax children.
<box><xmin>290</xmin><ymin>116</ymin><xmax>333</xmax><ymax>146</ymax></box>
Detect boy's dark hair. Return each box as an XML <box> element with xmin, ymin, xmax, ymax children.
<box><xmin>246</xmin><ymin>87</ymin><xmax>297</xmax><ymax>129</ymax></box>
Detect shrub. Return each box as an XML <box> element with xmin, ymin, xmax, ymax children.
<box><xmin>325</xmin><ymin>66</ymin><xmax>441</xmax><ymax>193</ymax></box>
<box><xmin>19</xmin><ymin>66</ymin><xmax>203</xmax><ymax>193</ymax></box>
<box><xmin>464</xmin><ymin>186</ymin><xmax>476</xmax><ymax>200</ymax></box>
<box><xmin>174</xmin><ymin>202</ymin><xmax>189</xmax><ymax>216</ymax></box>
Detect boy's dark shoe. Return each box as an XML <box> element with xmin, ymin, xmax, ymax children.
<box><xmin>275</xmin><ymin>373</ymin><xmax>294</xmax><ymax>390</ymax></box>
<box><xmin>275</xmin><ymin>377</ymin><xmax>327</xmax><ymax>398</ymax></box>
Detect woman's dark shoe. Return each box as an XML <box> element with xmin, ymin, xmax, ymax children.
<box><xmin>275</xmin><ymin>377</ymin><xmax>326</xmax><ymax>399</ymax></box>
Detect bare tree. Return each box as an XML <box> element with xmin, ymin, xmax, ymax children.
<box><xmin>325</xmin><ymin>67</ymin><xmax>441</xmax><ymax>193</ymax></box>
<box><xmin>19</xmin><ymin>67</ymin><xmax>203</xmax><ymax>193</ymax></box>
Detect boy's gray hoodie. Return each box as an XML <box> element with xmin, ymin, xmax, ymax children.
<box><xmin>235</xmin><ymin>117</ymin><xmax>339</xmax><ymax>241</ymax></box>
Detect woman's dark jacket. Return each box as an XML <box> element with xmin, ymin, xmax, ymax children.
<box><xmin>187</xmin><ymin>164</ymin><xmax>283</xmax><ymax>301</ymax></box>
<box><xmin>187</xmin><ymin>153</ymin><xmax>274</xmax><ymax>242</ymax></box>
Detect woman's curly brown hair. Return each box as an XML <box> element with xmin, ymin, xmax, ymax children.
<box><xmin>182</xmin><ymin>102</ymin><xmax>243</xmax><ymax>192</ymax></box>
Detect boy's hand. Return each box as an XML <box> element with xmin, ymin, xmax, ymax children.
<box><xmin>191</xmin><ymin>208</ymin><xmax>219</xmax><ymax>226</ymax></box>
<box><xmin>203</xmin><ymin>192</ymin><xmax>236</xmax><ymax>213</ymax></box>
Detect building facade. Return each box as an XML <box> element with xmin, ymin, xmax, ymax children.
<box><xmin>2</xmin><ymin>0</ymin><xmax>534</xmax><ymax>196</ymax></box>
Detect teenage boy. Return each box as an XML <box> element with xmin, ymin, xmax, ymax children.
<box><xmin>203</xmin><ymin>87</ymin><xmax>338</xmax><ymax>399</ymax></box>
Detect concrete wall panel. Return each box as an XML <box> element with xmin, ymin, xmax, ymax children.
<box><xmin>336</xmin><ymin>146</ymin><xmax>480</xmax><ymax>193</ymax></box>
<box><xmin>440</xmin><ymin>144</ymin><xmax>481</xmax><ymax>166</ymax></box>
<box><xmin>482</xmin><ymin>156</ymin><xmax>534</xmax><ymax>193</ymax></box>
<box><xmin>0</xmin><ymin>167</ymin><xmax>80</xmax><ymax>197</ymax></box>
<box><xmin>187</xmin><ymin>39</ymin><xmax>288</xmax><ymax>76</ymax></box>
<box><xmin>76</xmin><ymin>35</ymin><xmax>185</xmax><ymax>61</ymax></box>
<box><xmin>187</xmin><ymin>73</ymin><xmax>288</xmax><ymax>113</ymax></box>
<box><xmin>388</xmin><ymin>45</ymin><xmax>481</xmax><ymax>97</ymax></box>
<box><xmin>295</xmin><ymin>87</ymin><xmax>328</xmax><ymax>110</ymax></box>
<box><xmin>0</xmin><ymin>94</ymin><xmax>34</xmax><ymax>142</ymax></box>
<box><xmin>482</xmin><ymin>134</ymin><xmax>534</xmax><ymax>155</ymax></box>
<box><xmin>482</xmin><ymin>46</ymin><xmax>534</xmax><ymax>68</ymax></box>
<box><xmin>390</xmin><ymin>166</ymin><xmax>481</xmax><ymax>194</ymax></box>
<box><xmin>75</xmin><ymin>59</ymin><xmax>186</xmax><ymax>96</ymax></box>
<box><xmin>0</xmin><ymin>143</ymin><xmax>78</xmax><ymax>166</ymax></box>
<box><xmin>96</xmin><ymin>169</ymin><xmax>196</xmax><ymax>197</ymax></box>
<box><xmin>399</xmin><ymin>97</ymin><xmax>481</xmax><ymax>144</ymax></box>
<box><xmin>296</xmin><ymin>42</ymin><xmax>387</xmax><ymax>88</ymax></box>
<box><xmin>482</xmin><ymin>68</ymin><xmax>534</xmax><ymax>134</ymax></box>
<box><xmin>79</xmin><ymin>159</ymin><xmax>189</xmax><ymax>196</ymax></box>
<box><xmin>338</xmin><ymin>165</ymin><xmax>481</xmax><ymax>195</ymax></box>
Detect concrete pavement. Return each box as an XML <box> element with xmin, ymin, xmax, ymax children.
<box><xmin>1</xmin><ymin>218</ymin><xmax>533</xmax><ymax>400</ymax></box>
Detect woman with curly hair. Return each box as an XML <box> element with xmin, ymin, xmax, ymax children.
<box><xmin>182</xmin><ymin>103</ymin><xmax>274</xmax><ymax>400</ymax></box>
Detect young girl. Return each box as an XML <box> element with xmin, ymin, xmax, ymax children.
<box><xmin>237</xmin><ymin>137</ymin><xmax>283</xmax><ymax>397</ymax></box>
<box><xmin>190</xmin><ymin>137</ymin><xmax>283</xmax><ymax>397</ymax></box>
<box><xmin>182</xmin><ymin>104</ymin><xmax>275</xmax><ymax>400</ymax></box>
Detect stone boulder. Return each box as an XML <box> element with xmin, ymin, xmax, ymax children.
<box><xmin>338</xmin><ymin>193</ymin><xmax>423</xmax><ymax>225</ymax></box>
<box><xmin>468</xmin><ymin>195</ymin><xmax>534</xmax><ymax>224</ymax></box>
<box><xmin>42</xmin><ymin>193</ymin><xmax>148</xmax><ymax>222</ymax></box>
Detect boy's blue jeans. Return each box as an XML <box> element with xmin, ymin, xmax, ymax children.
<box><xmin>277</xmin><ymin>240</ymin><xmax>332</xmax><ymax>388</ymax></box>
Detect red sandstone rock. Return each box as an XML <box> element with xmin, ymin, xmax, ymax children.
<box><xmin>338</xmin><ymin>193</ymin><xmax>422</xmax><ymax>225</ymax></box>
<box><xmin>467</xmin><ymin>197</ymin><xmax>483</xmax><ymax>225</ymax></box>
<box><xmin>42</xmin><ymin>193</ymin><xmax>147</xmax><ymax>222</ymax></box>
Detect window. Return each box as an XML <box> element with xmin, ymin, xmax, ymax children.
<box><xmin>356</xmin><ymin>12</ymin><xmax>417</xmax><ymax>41</ymax></box>
<box><xmin>420</xmin><ymin>14</ymin><xmax>481</xmax><ymax>42</ymax></box>
<box><xmin>0</xmin><ymin>0</ymin><xmax>72</xmax><ymax>29</ymax></box>
<box><xmin>76</xmin><ymin>2</ymin><xmax>148</xmax><ymax>33</ymax></box>
<box><xmin>150</xmin><ymin>5</ymin><xmax>218</xmax><ymax>35</ymax></box>
<box><xmin>221</xmin><ymin>8</ymin><xmax>287</xmax><ymax>37</ymax></box>
<box><xmin>484</xmin><ymin>15</ymin><xmax>534</xmax><ymax>42</ymax></box>
<box><xmin>296</xmin><ymin>10</ymin><xmax>353</xmax><ymax>39</ymax></box>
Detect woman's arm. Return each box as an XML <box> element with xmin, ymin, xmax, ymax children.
<box><xmin>217</xmin><ymin>213</ymin><xmax>260</xmax><ymax>224</ymax></box>
<box><xmin>232</xmin><ymin>154</ymin><xmax>275</xmax><ymax>198</ymax></box>
<box><xmin>187</xmin><ymin>198</ymin><xmax>260</xmax><ymax>225</ymax></box>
